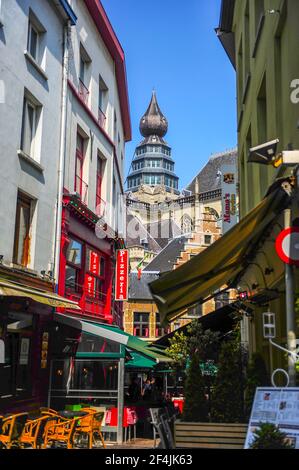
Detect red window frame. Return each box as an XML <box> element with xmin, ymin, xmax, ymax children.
<box><xmin>133</xmin><ymin>313</ymin><xmax>149</xmax><ymax>338</ymax></box>
<box><xmin>65</xmin><ymin>237</ymin><xmax>83</xmax><ymax>293</ymax></box>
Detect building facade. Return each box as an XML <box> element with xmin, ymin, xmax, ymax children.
<box><xmin>57</xmin><ymin>0</ymin><xmax>131</xmax><ymax>327</ymax></box>
<box><xmin>0</xmin><ymin>0</ymin><xmax>131</xmax><ymax>414</ymax></box>
<box><xmin>218</xmin><ymin>0</ymin><xmax>299</xmax><ymax>380</ymax></box>
<box><xmin>0</xmin><ymin>0</ymin><xmax>77</xmax><ymax>413</ymax></box>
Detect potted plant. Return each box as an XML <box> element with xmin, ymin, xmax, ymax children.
<box><xmin>249</xmin><ymin>423</ymin><xmax>295</xmax><ymax>449</ymax></box>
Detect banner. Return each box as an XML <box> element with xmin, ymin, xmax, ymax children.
<box><xmin>221</xmin><ymin>164</ymin><xmax>238</xmax><ymax>234</ymax></box>
<box><xmin>115</xmin><ymin>249</ymin><xmax>129</xmax><ymax>301</ymax></box>
<box><xmin>244</xmin><ymin>387</ymin><xmax>299</xmax><ymax>449</ymax></box>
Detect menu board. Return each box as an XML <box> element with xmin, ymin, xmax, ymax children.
<box><xmin>245</xmin><ymin>387</ymin><xmax>299</xmax><ymax>449</ymax></box>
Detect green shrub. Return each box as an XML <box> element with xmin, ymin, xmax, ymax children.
<box><xmin>211</xmin><ymin>330</ymin><xmax>247</xmax><ymax>423</ymax></box>
<box><xmin>250</xmin><ymin>423</ymin><xmax>295</xmax><ymax>449</ymax></box>
<box><xmin>182</xmin><ymin>352</ymin><xmax>208</xmax><ymax>422</ymax></box>
<box><xmin>245</xmin><ymin>353</ymin><xmax>269</xmax><ymax>419</ymax></box>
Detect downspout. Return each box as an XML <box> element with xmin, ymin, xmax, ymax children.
<box><xmin>54</xmin><ymin>21</ymin><xmax>71</xmax><ymax>291</ymax></box>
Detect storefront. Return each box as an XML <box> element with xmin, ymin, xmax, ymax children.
<box><xmin>48</xmin><ymin>314</ymin><xmax>171</xmax><ymax>443</ymax></box>
<box><xmin>0</xmin><ymin>274</ymin><xmax>80</xmax><ymax>414</ymax></box>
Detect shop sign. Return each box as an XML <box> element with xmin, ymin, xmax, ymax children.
<box><xmin>245</xmin><ymin>387</ymin><xmax>299</xmax><ymax>449</ymax></box>
<box><xmin>221</xmin><ymin>164</ymin><xmax>238</xmax><ymax>234</ymax></box>
<box><xmin>115</xmin><ymin>249</ymin><xmax>129</xmax><ymax>301</ymax></box>
<box><xmin>41</xmin><ymin>332</ymin><xmax>49</xmax><ymax>369</ymax></box>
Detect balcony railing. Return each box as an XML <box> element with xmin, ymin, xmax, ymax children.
<box><xmin>98</xmin><ymin>107</ymin><xmax>106</xmax><ymax>129</ymax></box>
<box><xmin>75</xmin><ymin>175</ymin><xmax>88</xmax><ymax>205</ymax></box>
<box><xmin>65</xmin><ymin>281</ymin><xmax>107</xmax><ymax>317</ymax></box>
<box><xmin>78</xmin><ymin>78</ymin><xmax>89</xmax><ymax>105</ymax></box>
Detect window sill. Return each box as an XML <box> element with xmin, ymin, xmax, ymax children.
<box><xmin>18</xmin><ymin>150</ymin><xmax>44</xmax><ymax>172</ymax></box>
<box><xmin>24</xmin><ymin>50</ymin><xmax>48</xmax><ymax>81</ymax></box>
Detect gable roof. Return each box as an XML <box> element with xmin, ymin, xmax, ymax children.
<box><xmin>144</xmin><ymin>235</ymin><xmax>188</xmax><ymax>274</ymax></box>
<box><xmin>186</xmin><ymin>149</ymin><xmax>237</xmax><ymax>194</ymax></box>
<box><xmin>128</xmin><ymin>272</ymin><xmax>159</xmax><ymax>300</ymax></box>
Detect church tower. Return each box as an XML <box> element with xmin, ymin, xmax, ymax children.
<box><xmin>126</xmin><ymin>91</ymin><xmax>179</xmax><ymax>203</ymax></box>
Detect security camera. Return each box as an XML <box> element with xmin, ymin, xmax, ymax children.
<box><xmin>248</xmin><ymin>139</ymin><xmax>279</xmax><ymax>165</ymax></box>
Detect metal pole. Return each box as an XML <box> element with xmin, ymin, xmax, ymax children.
<box><xmin>117</xmin><ymin>358</ymin><xmax>125</xmax><ymax>444</ymax></box>
<box><xmin>284</xmin><ymin>208</ymin><xmax>297</xmax><ymax>386</ymax></box>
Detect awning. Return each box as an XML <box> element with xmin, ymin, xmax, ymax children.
<box><xmin>149</xmin><ymin>186</ymin><xmax>290</xmax><ymax>323</ymax></box>
<box><xmin>154</xmin><ymin>303</ymin><xmax>238</xmax><ymax>348</ymax></box>
<box><xmin>0</xmin><ymin>278</ymin><xmax>80</xmax><ymax>310</ymax></box>
<box><xmin>126</xmin><ymin>351</ymin><xmax>156</xmax><ymax>369</ymax></box>
<box><xmin>55</xmin><ymin>314</ymin><xmax>172</xmax><ymax>363</ymax></box>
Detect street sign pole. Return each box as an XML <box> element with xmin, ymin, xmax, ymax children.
<box><xmin>284</xmin><ymin>208</ymin><xmax>297</xmax><ymax>387</ymax></box>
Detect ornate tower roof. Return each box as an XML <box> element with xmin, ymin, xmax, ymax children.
<box><xmin>139</xmin><ymin>91</ymin><xmax>168</xmax><ymax>142</ymax></box>
<box><xmin>126</xmin><ymin>90</ymin><xmax>179</xmax><ymax>199</ymax></box>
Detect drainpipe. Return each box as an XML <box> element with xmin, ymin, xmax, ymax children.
<box><xmin>54</xmin><ymin>21</ymin><xmax>71</xmax><ymax>290</ymax></box>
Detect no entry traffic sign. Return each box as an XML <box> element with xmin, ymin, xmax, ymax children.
<box><xmin>275</xmin><ymin>227</ymin><xmax>299</xmax><ymax>266</ymax></box>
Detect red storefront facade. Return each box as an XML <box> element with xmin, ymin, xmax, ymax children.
<box><xmin>58</xmin><ymin>193</ymin><xmax>123</xmax><ymax>327</ymax></box>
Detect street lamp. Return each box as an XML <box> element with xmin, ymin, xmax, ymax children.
<box><xmin>248</xmin><ymin>138</ymin><xmax>299</xmax><ymax>386</ymax></box>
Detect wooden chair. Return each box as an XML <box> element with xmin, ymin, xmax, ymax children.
<box><xmin>39</xmin><ymin>407</ymin><xmax>59</xmax><ymax>417</ymax></box>
<box><xmin>43</xmin><ymin>416</ymin><xmax>81</xmax><ymax>449</ymax></box>
<box><xmin>19</xmin><ymin>415</ymin><xmax>53</xmax><ymax>449</ymax></box>
<box><xmin>75</xmin><ymin>409</ymin><xmax>105</xmax><ymax>449</ymax></box>
<box><xmin>0</xmin><ymin>413</ymin><xmax>28</xmax><ymax>449</ymax></box>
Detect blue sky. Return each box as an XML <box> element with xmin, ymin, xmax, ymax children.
<box><xmin>101</xmin><ymin>0</ymin><xmax>237</xmax><ymax>189</ymax></box>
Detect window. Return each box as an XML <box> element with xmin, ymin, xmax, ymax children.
<box><xmin>75</xmin><ymin>133</ymin><xmax>88</xmax><ymax>203</ymax></box>
<box><xmin>98</xmin><ymin>76</ymin><xmax>107</xmax><ymax>128</ymax></box>
<box><xmin>155</xmin><ymin>313</ymin><xmax>169</xmax><ymax>337</ymax></box>
<box><xmin>134</xmin><ymin>313</ymin><xmax>149</xmax><ymax>338</ymax></box>
<box><xmin>26</xmin><ymin>11</ymin><xmax>46</xmax><ymax>68</ymax></box>
<box><xmin>21</xmin><ymin>94</ymin><xmax>41</xmax><ymax>160</ymax></box>
<box><xmin>78</xmin><ymin>45</ymin><xmax>91</xmax><ymax>105</ymax></box>
<box><xmin>28</xmin><ymin>21</ymin><xmax>39</xmax><ymax>60</ymax></box>
<box><xmin>204</xmin><ymin>234</ymin><xmax>212</xmax><ymax>245</ymax></box>
<box><xmin>181</xmin><ymin>215</ymin><xmax>193</xmax><ymax>234</ymax></box>
<box><xmin>0</xmin><ymin>333</ymin><xmax>32</xmax><ymax>399</ymax></box>
<box><xmin>65</xmin><ymin>238</ymin><xmax>82</xmax><ymax>291</ymax></box>
<box><xmin>237</xmin><ymin>37</ymin><xmax>243</xmax><ymax>106</ymax></box>
<box><xmin>96</xmin><ymin>155</ymin><xmax>105</xmax><ymax>210</ymax></box>
<box><xmin>13</xmin><ymin>192</ymin><xmax>33</xmax><ymax>267</ymax></box>
<box><xmin>244</xmin><ymin>2</ymin><xmax>250</xmax><ymax>98</ymax></box>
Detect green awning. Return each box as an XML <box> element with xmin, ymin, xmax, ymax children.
<box><xmin>55</xmin><ymin>314</ymin><xmax>172</xmax><ymax>363</ymax></box>
<box><xmin>126</xmin><ymin>351</ymin><xmax>156</xmax><ymax>369</ymax></box>
<box><xmin>149</xmin><ymin>186</ymin><xmax>290</xmax><ymax>323</ymax></box>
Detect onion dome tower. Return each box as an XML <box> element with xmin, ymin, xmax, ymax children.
<box><xmin>127</xmin><ymin>91</ymin><xmax>179</xmax><ymax>196</ymax></box>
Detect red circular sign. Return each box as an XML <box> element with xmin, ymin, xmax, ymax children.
<box><xmin>275</xmin><ymin>227</ymin><xmax>299</xmax><ymax>266</ymax></box>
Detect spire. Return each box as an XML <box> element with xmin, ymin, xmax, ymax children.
<box><xmin>139</xmin><ymin>91</ymin><xmax>168</xmax><ymax>138</ymax></box>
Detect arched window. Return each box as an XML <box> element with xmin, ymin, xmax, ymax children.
<box><xmin>204</xmin><ymin>207</ymin><xmax>220</xmax><ymax>220</ymax></box>
<box><xmin>181</xmin><ymin>214</ymin><xmax>194</xmax><ymax>234</ymax></box>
